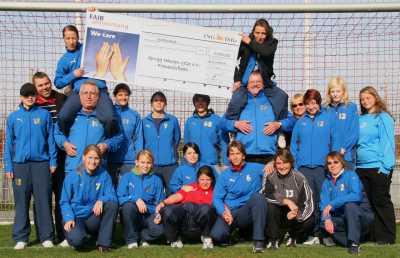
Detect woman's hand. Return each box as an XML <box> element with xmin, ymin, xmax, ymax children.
<box><xmin>136</xmin><ymin>199</ymin><xmax>147</xmax><ymax>214</ymax></box>
<box><xmin>64</xmin><ymin>220</ymin><xmax>75</xmax><ymax>232</ymax></box>
<box><xmin>93</xmin><ymin>200</ymin><xmax>103</xmax><ymax>216</ymax></box>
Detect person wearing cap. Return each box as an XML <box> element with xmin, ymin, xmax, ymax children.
<box><xmin>4</xmin><ymin>83</ymin><xmax>57</xmax><ymax>250</ymax></box>
<box><xmin>184</xmin><ymin>94</ymin><xmax>232</xmax><ymax>168</ymax></box>
<box><xmin>32</xmin><ymin>71</ymin><xmax>67</xmax><ymax>244</ymax></box>
<box><xmin>142</xmin><ymin>91</ymin><xmax>181</xmax><ymax>195</ymax></box>
<box><xmin>108</xmin><ymin>83</ymin><xmax>143</xmax><ymax>186</ymax></box>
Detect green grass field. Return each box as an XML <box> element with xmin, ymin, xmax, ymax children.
<box><xmin>0</xmin><ymin>225</ymin><xmax>398</xmax><ymax>258</ymax></box>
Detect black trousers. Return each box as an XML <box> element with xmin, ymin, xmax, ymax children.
<box><xmin>356</xmin><ymin>168</ymin><xmax>396</xmax><ymax>244</ymax></box>
<box><xmin>161</xmin><ymin>203</ymin><xmax>216</xmax><ymax>242</ymax></box>
<box><xmin>266</xmin><ymin>203</ymin><xmax>314</xmax><ymax>242</ymax></box>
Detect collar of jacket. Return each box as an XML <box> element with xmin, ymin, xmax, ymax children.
<box><xmin>115</xmin><ymin>104</ymin><xmax>129</xmax><ymax>112</ymax></box>
<box><xmin>132</xmin><ymin>167</ymin><xmax>154</xmax><ymax>176</ymax></box>
<box><xmin>18</xmin><ymin>104</ymin><xmax>38</xmax><ymax>112</ymax></box>
<box><xmin>193</xmin><ymin>109</ymin><xmax>214</xmax><ymax>118</ymax></box>
<box><xmin>276</xmin><ymin>168</ymin><xmax>294</xmax><ymax>178</ymax></box>
<box><xmin>145</xmin><ymin>112</ymin><xmax>171</xmax><ymax>122</ymax></box>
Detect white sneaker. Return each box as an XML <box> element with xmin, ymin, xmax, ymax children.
<box><xmin>127</xmin><ymin>242</ymin><xmax>138</xmax><ymax>249</ymax></box>
<box><xmin>170</xmin><ymin>239</ymin><xmax>183</xmax><ymax>248</ymax></box>
<box><xmin>303</xmin><ymin>236</ymin><xmax>320</xmax><ymax>245</ymax></box>
<box><xmin>286</xmin><ymin>237</ymin><xmax>297</xmax><ymax>247</ymax></box>
<box><xmin>14</xmin><ymin>241</ymin><xmax>27</xmax><ymax>250</ymax></box>
<box><xmin>322</xmin><ymin>237</ymin><xmax>336</xmax><ymax>247</ymax></box>
<box><xmin>59</xmin><ymin>239</ymin><xmax>70</xmax><ymax>248</ymax></box>
<box><xmin>42</xmin><ymin>240</ymin><xmax>54</xmax><ymax>248</ymax></box>
<box><xmin>201</xmin><ymin>236</ymin><xmax>213</xmax><ymax>249</ymax></box>
<box><xmin>141</xmin><ymin>241</ymin><xmax>150</xmax><ymax>247</ymax></box>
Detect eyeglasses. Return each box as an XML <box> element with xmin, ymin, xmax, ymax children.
<box><xmin>327</xmin><ymin>160</ymin><xmax>340</xmax><ymax>165</ymax></box>
<box><xmin>292</xmin><ymin>103</ymin><xmax>304</xmax><ymax>108</ymax></box>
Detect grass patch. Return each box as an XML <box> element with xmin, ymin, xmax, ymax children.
<box><xmin>0</xmin><ymin>225</ymin><xmax>398</xmax><ymax>258</ymax></box>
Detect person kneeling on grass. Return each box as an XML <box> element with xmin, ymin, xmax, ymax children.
<box><xmin>210</xmin><ymin>140</ymin><xmax>267</xmax><ymax>253</ymax></box>
<box><xmin>156</xmin><ymin>165</ymin><xmax>216</xmax><ymax>249</ymax></box>
<box><xmin>60</xmin><ymin>145</ymin><xmax>118</xmax><ymax>252</ymax></box>
<box><xmin>117</xmin><ymin>150</ymin><xmax>165</xmax><ymax>249</ymax></box>
<box><xmin>320</xmin><ymin>151</ymin><xmax>374</xmax><ymax>255</ymax></box>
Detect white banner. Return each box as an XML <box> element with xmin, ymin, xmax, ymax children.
<box><xmin>81</xmin><ymin>11</ymin><xmax>241</xmax><ymax>98</ymax></box>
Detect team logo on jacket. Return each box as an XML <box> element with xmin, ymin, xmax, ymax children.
<box><xmin>259</xmin><ymin>104</ymin><xmax>268</xmax><ymax>111</ymax></box>
<box><xmin>317</xmin><ymin>121</ymin><xmax>325</xmax><ymax>127</ymax></box>
<box><xmin>122</xmin><ymin>118</ymin><xmax>129</xmax><ymax>125</ymax></box>
<box><xmin>129</xmin><ymin>182</ymin><xmax>135</xmax><ymax>189</ymax></box>
<box><xmin>339</xmin><ymin>183</ymin><xmax>345</xmax><ymax>191</ymax></box>
<box><xmin>229</xmin><ymin>178</ymin><xmax>235</xmax><ymax>182</ymax></box>
<box><xmin>145</xmin><ymin>186</ymin><xmax>152</xmax><ymax>192</ymax></box>
<box><xmin>185</xmin><ymin>175</ymin><xmax>192</xmax><ymax>180</ymax></box>
<box><xmin>70</xmin><ymin>58</ymin><xmax>76</xmax><ymax>64</ymax></box>
<box><xmin>16</xmin><ymin>178</ymin><xmax>22</xmax><ymax>186</ymax></box>
<box><xmin>16</xmin><ymin>118</ymin><xmax>23</xmax><ymax>122</ymax></box>
<box><xmin>163</xmin><ymin>123</ymin><xmax>168</xmax><ymax>129</ymax></box>
<box><xmin>91</xmin><ymin>120</ymin><xmax>100</xmax><ymax>127</ymax></box>
<box><xmin>203</xmin><ymin>121</ymin><xmax>212</xmax><ymax>128</ymax></box>
<box><xmin>96</xmin><ymin>183</ymin><xmax>101</xmax><ymax>191</ymax></box>
<box><xmin>33</xmin><ymin>118</ymin><xmax>41</xmax><ymax>125</ymax></box>
<box><xmin>246</xmin><ymin>174</ymin><xmax>252</xmax><ymax>182</ymax></box>
<box><xmin>338</xmin><ymin>113</ymin><xmax>346</xmax><ymax>120</ymax></box>
<box><xmin>145</xmin><ymin>123</ymin><xmax>151</xmax><ymax>128</ymax></box>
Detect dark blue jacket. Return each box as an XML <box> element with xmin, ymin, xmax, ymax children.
<box><xmin>117</xmin><ymin>170</ymin><xmax>165</xmax><ymax>214</ymax></box>
<box><xmin>109</xmin><ymin>105</ymin><xmax>143</xmax><ymax>164</ymax></box>
<box><xmin>142</xmin><ymin>112</ymin><xmax>181</xmax><ymax>166</ymax></box>
<box><xmin>4</xmin><ymin>105</ymin><xmax>57</xmax><ymax>173</ymax></box>
<box><xmin>60</xmin><ymin>168</ymin><xmax>117</xmax><ymax>222</ymax></box>
<box><xmin>213</xmin><ymin>162</ymin><xmax>264</xmax><ymax>215</ymax></box>
<box><xmin>54</xmin><ymin>43</ymin><xmax>106</xmax><ymax>92</ymax></box>
<box><xmin>54</xmin><ymin>109</ymin><xmax>123</xmax><ymax>172</ymax></box>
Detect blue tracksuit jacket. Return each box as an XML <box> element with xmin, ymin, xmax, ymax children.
<box><xmin>290</xmin><ymin>109</ymin><xmax>335</xmax><ymax>169</ymax></box>
<box><xmin>356</xmin><ymin>112</ymin><xmax>395</xmax><ymax>174</ymax></box>
<box><xmin>4</xmin><ymin>105</ymin><xmax>57</xmax><ymax>173</ymax></box>
<box><xmin>213</xmin><ymin>162</ymin><xmax>264</xmax><ymax>215</ymax></box>
<box><xmin>326</xmin><ymin>102</ymin><xmax>359</xmax><ymax>162</ymax></box>
<box><xmin>109</xmin><ymin>105</ymin><xmax>143</xmax><ymax>164</ymax></box>
<box><xmin>60</xmin><ymin>168</ymin><xmax>117</xmax><ymax>222</ymax></box>
<box><xmin>280</xmin><ymin>112</ymin><xmax>298</xmax><ymax>132</ymax></box>
<box><xmin>54</xmin><ymin>42</ymin><xmax>106</xmax><ymax>92</ymax></box>
<box><xmin>54</xmin><ymin>109</ymin><xmax>123</xmax><ymax>172</ymax></box>
<box><xmin>142</xmin><ymin>112</ymin><xmax>181</xmax><ymax>166</ymax></box>
<box><xmin>234</xmin><ymin>91</ymin><xmax>277</xmax><ymax>155</ymax></box>
<box><xmin>320</xmin><ymin>170</ymin><xmax>363</xmax><ymax>221</ymax></box>
<box><xmin>184</xmin><ymin>110</ymin><xmax>232</xmax><ymax>165</ymax></box>
<box><xmin>117</xmin><ymin>170</ymin><xmax>165</xmax><ymax>214</ymax></box>
<box><xmin>169</xmin><ymin>160</ymin><xmax>206</xmax><ymax>194</ymax></box>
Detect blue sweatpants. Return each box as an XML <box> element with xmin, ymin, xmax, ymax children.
<box><xmin>64</xmin><ymin>201</ymin><xmax>118</xmax><ymax>248</ymax></box>
<box><xmin>322</xmin><ymin>202</ymin><xmax>374</xmax><ymax>246</ymax></box>
<box><xmin>12</xmin><ymin>161</ymin><xmax>54</xmax><ymax>243</ymax></box>
<box><xmin>210</xmin><ymin>193</ymin><xmax>267</xmax><ymax>243</ymax></box>
<box><xmin>121</xmin><ymin>202</ymin><xmax>164</xmax><ymax>244</ymax></box>
<box><xmin>299</xmin><ymin>166</ymin><xmax>325</xmax><ymax>236</ymax></box>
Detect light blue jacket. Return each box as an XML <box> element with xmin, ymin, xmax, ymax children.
<box><xmin>142</xmin><ymin>112</ymin><xmax>181</xmax><ymax>166</ymax></box>
<box><xmin>213</xmin><ymin>162</ymin><xmax>264</xmax><ymax>215</ymax></box>
<box><xmin>54</xmin><ymin>110</ymin><xmax>123</xmax><ymax>172</ymax></box>
<box><xmin>60</xmin><ymin>168</ymin><xmax>117</xmax><ymax>222</ymax></box>
<box><xmin>117</xmin><ymin>170</ymin><xmax>165</xmax><ymax>214</ymax></box>
<box><xmin>4</xmin><ymin>105</ymin><xmax>57</xmax><ymax>173</ymax></box>
<box><xmin>109</xmin><ymin>105</ymin><xmax>143</xmax><ymax>164</ymax></box>
<box><xmin>54</xmin><ymin>43</ymin><xmax>106</xmax><ymax>92</ymax></box>
<box><xmin>356</xmin><ymin>112</ymin><xmax>395</xmax><ymax>174</ymax></box>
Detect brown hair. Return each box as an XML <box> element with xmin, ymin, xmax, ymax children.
<box><xmin>325</xmin><ymin>76</ymin><xmax>349</xmax><ymax>105</ymax></box>
<box><xmin>78</xmin><ymin>144</ymin><xmax>102</xmax><ymax>174</ymax></box>
<box><xmin>251</xmin><ymin>18</ymin><xmax>273</xmax><ymax>39</ymax></box>
<box><xmin>32</xmin><ymin>71</ymin><xmax>51</xmax><ymax>85</ymax></box>
<box><xmin>359</xmin><ymin>86</ymin><xmax>391</xmax><ymax>116</ymax></box>
<box><xmin>274</xmin><ymin>148</ymin><xmax>295</xmax><ymax>169</ymax></box>
<box><xmin>325</xmin><ymin>151</ymin><xmax>346</xmax><ymax>170</ymax></box>
<box><xmin>303</xmin><ymin>89</ymin><xmax>322</xmax><ymax>106</ymax></box>
<box><xmin>62</xmin><ymin>25</ymin><xmax>79</xmax><ymax>39</ymax></box>
<box><xmin>227</xmin><ymin>140</ymin><xmax>246</xmax><ymax>157</ymax></box>
<box><xmin>197</xmin><ymin>165</ymin><xmax>216</xmax><ymax>188</ymax></box>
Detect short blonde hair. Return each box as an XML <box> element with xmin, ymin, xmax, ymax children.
<box><xmin>290</xmin><ymin>93</ymin><xmax>304</xmax><ymax>112</ymax></box>
<box><xmin>325</xmin><ymin>76</ymin><xmax>349</xmax><ymax>105</ymax></box>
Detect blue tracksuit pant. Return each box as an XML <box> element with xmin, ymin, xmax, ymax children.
<box><xmin>161</xmin><ymin>203</ymin><xmax>216</xmax><ymax>242</ymax></box>
<box><xmin>64</xmin><ymin>201</ymin><xmax>118</xmax><ymax>248</ymax></box>
<box><xmin>323</xmin><ymin>202</ymin><xmax>374</xmax><ymax>246</ymax></box>
<box><xmin>58</xmin><ymin>90</ymin><xmax>118</xmax><ymax>136</ymax></box>
<box><xmin>12</xmin><ymin>161</ymin><xmax>54</xmax><ymax>243</ymax></box>
<box><xmin>210</xmin><ymin>193</ymin><xmax>267</xmax><ymax>243</ymax></box>
<box><xmin>299</xmin><ymin>166</ymin><xmax>325</xmax><ymax>236</ymax></box>
<box><xmin>121</xmin><ymin>202</ymin><xmax>164</xmax><ymax>244</ymax></box>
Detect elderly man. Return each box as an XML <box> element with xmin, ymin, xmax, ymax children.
<box><xmin>32</xmin><ymin>71</ymin><xmax>67</xmax><ymax>244</ymax></box>
<box><xmin>54</xmin><ymin>80</ymin><xmax>123</xmax><ymax>175</ymax></box>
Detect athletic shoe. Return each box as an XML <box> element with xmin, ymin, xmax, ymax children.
<box><xmin>141</xmin><ymin>241</ymin><xmax>150</xmax><ymax>247</ymax></box>
<box><xmin>322</xmin><ymin>237</ymin><xmax>336</xmax><ymax>247</ymax></box>
<box><xmin>252</xmin><ymin>241</ymin><xmax>265</xmax><ymax>253</ymax></box>
<box><xmin>14</xmin><ymin>241</ymin><xmax>27</xmax><ymax>250</ymax></box>
<box><xmin>42</xmin><ymin>240</ymin><xmax>54</xmax><ymax>248</ymax></box>
<box><xmin>59</xmin><ymin>239</ymin><xmax>70</xmax><ymax>248</ymax></box>
<box><xmin>303</xmin><ymin>236</ymin><xmax>320</xmax><ymax>245</ymax></box>
<box><xmin>348</xmin><ymin>243</ymin><xmax>360</xmax><ymax>255</ymax></box>
<box><xmin>170</xmin><ymin>239</ymin><xmax>183</xmax><ymax>248</ymax></box>
<box><xmin>97</xmin><ymin>245</ymin><xmax>111</xmax><ymax>253</ymax></box>
<box><xmin>286</xmin><ymin>238</ymin><xmax>297</xmax><ymax>247</ymax></box>
<box><xmin>127</xmin><ymin>242</ymin><xmax>138</xmax><ymax>249</ymax></box>
<box><xmin>267</xmin><ymin>240</ymin><xmax>279</xmax><ymax>249</ymax></box>
<box><xmin>201</xmin><ymin>236</ymin><xmax>214</xmax><ymax>249</ymax></box>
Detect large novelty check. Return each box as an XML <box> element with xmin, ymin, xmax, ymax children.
<box><xmin>82</xmin><ymin>11</ymin><xmax>241</xmax><ymax>98</ymax></box>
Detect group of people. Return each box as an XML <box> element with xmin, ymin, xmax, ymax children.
<box><xmin>3</xmin><ymin>15</ymin><xmax>396</xmax><ymax>255</ymax></box>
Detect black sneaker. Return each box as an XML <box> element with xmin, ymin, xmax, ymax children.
<box><xmin>252</xmin><ymin>241</ymin><xmax>265</xmax><ymax>253</ymax></box>
<box><xmin>97</xmin><ymin>245</ymin><xmax>111</xmax><ymax>253</ymax></box>
<box><xmin>348</xmin><ymin>243</ymin><xmax>360</xmax><ymax>255</ymax></box>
